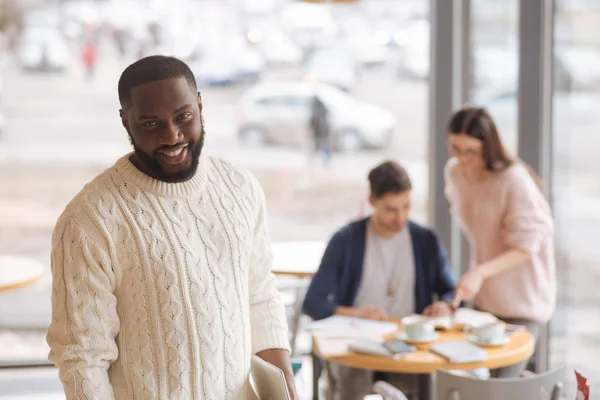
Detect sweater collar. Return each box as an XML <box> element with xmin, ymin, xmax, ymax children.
<box><xmin>114</xmin><ymin>151</ymin><xmax>208</xmax><ymax>198</ymax></box>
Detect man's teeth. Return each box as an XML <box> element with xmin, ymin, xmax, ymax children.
<box><xmin>164</xmin><ymin>147</ymin><xmax>185</xmax><ymax>157</ymax></box>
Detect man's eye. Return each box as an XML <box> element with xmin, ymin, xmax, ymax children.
<box><xmin>142</xmin><ymin>121</ymin><xmax>158</xmax><ymax>128</ymax></box>
<box><xmin>177</xmin><ymin>112</ymin><xmax>192</xmax><ymax>121</ymax></box>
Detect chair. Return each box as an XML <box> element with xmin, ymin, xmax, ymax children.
<box><xmin>372</xmin><ymin>381</ymin><xmax>409</xmax><ymax>400</ymax></box>
<box><xmin>276</xmin><ymin>277</ymin><xmax>310</xmax><ymax>356</ymax></box>
<box><xmin>436</xmin><ymin>365</ymin><xmax>566</xmax><ymax>400</ymax></box>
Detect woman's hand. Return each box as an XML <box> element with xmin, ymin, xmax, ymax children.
<box><xmin>452</xmin><ymin>269</ymin><xmax>485</xmax><ymax>308</ymax></box>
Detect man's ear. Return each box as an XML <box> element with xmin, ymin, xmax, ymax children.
<box><xmin>119</xmin><ymin>109</ymin><xmax>129</xmax><ymax>131</ymax></box>
<box><xmin>197</xmin><ymin>92</ymin><xmax>203</xmax><ymax>112</ymax></box>
<box><xmin>368</xmin><ymin>195</ymin><xmax>375</xmax><ymax>207</ymax></box>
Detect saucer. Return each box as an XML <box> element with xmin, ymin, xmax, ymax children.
<box><xmin>397</xmin><ymin>332</ymin><xmax>440</xmax><ymax>344</ymax></box>
<box><xmin>468</xmin><ymin>334</ymin><xmax>510</xmax><ymax>347</ymax></box>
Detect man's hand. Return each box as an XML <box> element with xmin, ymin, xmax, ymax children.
<box><xmin>452</xmin><ymin>268</ymin><xmax>485</xmax><ymax>308</ymax></box>
<box><xmin>422</xmin><ymin>301</ymin><xmax>453</xmax><ymax>317</ymax></box>
<box><xmin>355</xmin><ymin>305</ymin><xmax>389</xmax><ymax>321</ymax></box>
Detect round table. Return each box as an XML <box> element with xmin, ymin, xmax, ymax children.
<box><xmin>314</xmin><ymin>324</ymin><xmax>535</xmax><ymax>373</ymax></box>
<box><xmin>0</xmin><ymin>255</ymin><xmax>44</xmax><ymax>292</ymax></box>
<box><xmin>312</xmin><ymin>318</ymin><xmax>535</xmax><ymax>399</ymax></box>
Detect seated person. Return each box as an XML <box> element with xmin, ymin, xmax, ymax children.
<box><xmin>302</xmin><ymin>160</ymin><xmax>457</xmax><ymax>400</ymax></box>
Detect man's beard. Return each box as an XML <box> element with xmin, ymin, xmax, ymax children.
<box><xmin>129</xmin><ymin>121</ymin><xmax>205</xmax><ymax>183</ymax></box>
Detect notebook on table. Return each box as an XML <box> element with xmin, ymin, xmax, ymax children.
<box><xmin>429</xmin><ymin>340</ymin><xmax>487</xmax><ymax>363</ymax></box>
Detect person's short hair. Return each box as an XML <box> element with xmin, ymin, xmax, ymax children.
<box><xmin>118</xmin><ymin>55</ymin><xmax>197</xmax><ymax>107</ymax></box>
<box><xmin>368</xmin><ymin>160</ymin><xmax>412</xmax><ymax>199</ymax></box>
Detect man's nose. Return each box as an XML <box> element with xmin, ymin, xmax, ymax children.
<box><xmin>159</xmin><ymin>123</ymin><xmax>183</xmax><ymax>144</ymax></box>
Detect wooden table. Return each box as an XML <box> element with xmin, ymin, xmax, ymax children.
<box><xmin>312</xmin><ymin>318</ymin><xmax>535</xmax><ymax>399</ymax></box>
<box><xmin>0</xmin><ymin>255</ymin><xmax>44</xmax><ymax>292</ymax></box>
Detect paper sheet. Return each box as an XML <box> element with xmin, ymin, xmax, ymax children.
<box><xmin>305</xmin><ymin>315</ymin><xmax>398</xmax><ymax>334</ymax></box>
<box><xmin>314</xmin><ymin>330</ymin><xmax>385</xmax><ymax>357</ymax></box>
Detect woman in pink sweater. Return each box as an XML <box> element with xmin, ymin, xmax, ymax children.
<box><xmin>444</xmin><ymin>106</ymin><xmax>556</xmax><ymax>377</ymax></box>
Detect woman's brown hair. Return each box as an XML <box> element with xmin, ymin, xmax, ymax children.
<box><xmin>448</xmin><ymin>106</ymin><xmax>543</xmax><ymax>188</ymax></box>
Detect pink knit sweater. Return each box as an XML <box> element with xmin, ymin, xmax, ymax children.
<box><xmin>444</xmin><ymin>158</ymin><xmax>556</xmax><ymax>323</ymax></box>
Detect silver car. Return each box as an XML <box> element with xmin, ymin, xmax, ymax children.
<box><xmin>236</xmin><ymin>82</ymin><xmax>396</xmax><ymax>152</ymax></box>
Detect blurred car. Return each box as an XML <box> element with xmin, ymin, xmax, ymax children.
<box><xmin>304</xmin><ymin>48</ymin><xmax>358</xmax><ymax>92</ymax></box>
<box><xmin>236</xmin><ymin>81</ymin><xmax>395</xmax><ymax>151</ymax></box>
<box><xmin>395</xmin><ymin>19</ymin><xmax>574</xmax><ymax>92</ymax></box>
<box><xmin>191</xmin><ymin>54</ymin><xmax>238</xmax><ymax>86</ymax></box>
<box><xmin>191</xmin><ymin>45</ymin><xmax>265</xmax><ymax>86</ymax></box>
<box><xmin>236</xmin><ymin>46</ymin><xmax>266</xmax><ymax>82</ymax></box>
<box><xmin>474</xmin><ymin>86</ymin><xmax>600</xmax><ymax>155</ymax></box>
<box><xmin>281</xmin><ymin>2</ymin><xmax>338</xmax><ymax>51</ymax></box>
<box><xmin>18</xmin><ymin>27</ymin><xmax>71</xmax><ymax>72</ymax></box>
<box><xmin>347</xmin><ymin>37</ymin><xmax>389</xmax><ymax>67</ymax></box>
<box><xmin>555</xmin><ymin>46</ymin><xmax>600</xmax><ymax>91</ymax></box>
<box><xmin>336</xmin><ymin>14</ymin><xmax>390</xmax><ymax>67</ymax></box>
<box><xmin>258</xmin><ymin>30</ymin><xmax>304</xmax><ymax>66</ymax></box>
<box><xmin>394</xmin><ymin>18</ymin><xmax>429</xmax><ymax>79</ymax></box>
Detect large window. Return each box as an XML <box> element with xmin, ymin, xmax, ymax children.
<box><xmin>0</xmin><ymin>0</ymin><xmax>430</xmax><ymax>371</ymax></box>
<box><xmin>471</xmin><ymin>0</ymin><xmax>519</xmax><ymax>154</ymax></box>
<box><xmin>551</xmin><ymin>0</ymin><xmax>600</xmax><ymax>390</ymax></box>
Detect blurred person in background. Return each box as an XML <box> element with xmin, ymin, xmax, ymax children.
<box><xmin>303</xmin><ymin>160</ymin><xmax>457</xmax><ymax>400</ymax></box>
<box><xmin>445</xmin><ymin>106</ymin><xmax>556</xmax><ymax>378</ymax></box>
<box><xmin>111</xmin><ymin>26</ymin><xmax>128</xmax><ymax>59</ymax></box>
<box><xmin>309</xmin><ymin>94</ymin><xmax>332</xmax><ymax>166</ymax></box>
<box><xmin>81</xmin><ymin>35</ymin><xmax>98</xmax><ymax>81</ymax></box>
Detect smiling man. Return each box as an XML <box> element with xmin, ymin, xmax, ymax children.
<box><xmin>46</xmin><ymin>56</ymin><xmax>296</xmax><ymax>399</ymax></box>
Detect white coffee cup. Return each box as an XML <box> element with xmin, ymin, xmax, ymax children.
<box><xmin>401</xmin><ymin>315</ymin><xmax>435</xmax><ymax>340</ymax></box>
<box><xmin>466</xmin><ymin>321</ymin><xmax>506</xmax><ymax>342</ymax></box>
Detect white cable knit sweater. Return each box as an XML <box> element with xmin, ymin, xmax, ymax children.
<box><xmin>46</xmin><ymin>153</ymin><xmax>290</xmax><ymax>400</ymax></box>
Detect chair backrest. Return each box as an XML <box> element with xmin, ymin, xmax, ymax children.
<box><xmin>372</xmin><ymin>381</ymin><xmax>409</xmax><ymax>400</ymax></box>
<box><xmin>436</xmin><ymin>365</ymin><xmax>566</xmax><ymax>400</ymax></box>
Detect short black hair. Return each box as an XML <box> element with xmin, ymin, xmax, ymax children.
<box><xmin>117</xmin><ymin>55</ymin><xmax>197</xmax><ymax>107</ymax></box>
<box><xmin>368</xmin><ymin>160</ymin><xmax>412</xmax><ymax>199</ymax></box>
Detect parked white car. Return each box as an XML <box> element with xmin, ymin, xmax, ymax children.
<box><xmin>236</xmin><ymin>82</ymin><xmax>395</xmax><ymax>151</ymax></box>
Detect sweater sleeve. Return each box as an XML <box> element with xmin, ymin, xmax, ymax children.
<box><xmin>501</xmin><ymin>165</ymin><xmax>554</xmax><ymax>255</ymax></box>
<box><xmin>46</xmin><ymin>216</ymin><xmax>119</xmax><ymax>400</ymax></box>
<box><xmin>247</xmin><ymin>178</ymin><xmax>291</xmax><ymax>354</ymax></box>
